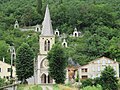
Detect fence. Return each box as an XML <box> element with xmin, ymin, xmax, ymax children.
<box><xmin>0</xmin><ymin>84</ymin><xmax>18</xmax><ymax>90</ymax></box>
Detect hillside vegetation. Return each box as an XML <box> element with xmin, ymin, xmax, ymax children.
<box><xmin>0</xmin><ymin>0</ymin><xmax>120</xmax><ymax>65</ymax></box>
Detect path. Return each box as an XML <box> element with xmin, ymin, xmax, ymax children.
<box><xmin>41</xmin><ymin>84</ymin><xmax>53</xmax><ymax>90</ymax></box>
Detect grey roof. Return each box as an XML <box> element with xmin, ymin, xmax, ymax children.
<box><xmin>41</xmin><ymin>5</ymin><xmax>53</xmax><ymax>36</ymax></box>
<box><xmin>68</xmin><ymin>57</ymin><xmax>80</xmax><ymax>67</ymax></box>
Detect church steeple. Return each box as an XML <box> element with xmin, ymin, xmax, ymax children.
<box><xmin>41</xmin><ymin>5</ymin><xmax>53</xmax><ymax>36</ymax></box>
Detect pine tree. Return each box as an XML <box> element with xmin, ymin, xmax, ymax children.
<box><xmin>100</xmin><ymin>66</ymin><xmax>118</xmax><ymax>90</ymax></box>
<box><xmin>16</xmin><ymin>43</ymin><xmax>34</xmax><ymax>84</ymax></box>
<box><xmin>47</xmin><ymin>44</ymin><xmax>67</xmax><ymax>84</ymax></box>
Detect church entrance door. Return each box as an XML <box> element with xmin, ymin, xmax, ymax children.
<box><xmin>41</xmin><ymin>74</ymin><xmax>46</xmax><ymax>83</ymax></box>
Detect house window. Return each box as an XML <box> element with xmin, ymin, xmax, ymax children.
<box><xmin>97</xmin><ymin>60</ymin><xmax>100</xmax><ymax>64</ymax></box>
<box><xmin>7</xmin><ymin>68</ymin><xmax>11</xmax><ymax>72</ymax></box>
<box><xmin>102</xmin><ymin>60</ymin><xmax>106</xmax><ymax>65</ymax></box>
<box><xmin>82</xmin><ymin>75</ymin><xmax>88</xmax><ymax>79</ymax></box>
<box><xmin>98</xmin><ymin>67</ymin><xmax>100</xmax><ymax>72</ymax></box>
<box><xmin>82</xmin><ymin>68</ymin><xmax>88</xmax><ymax>72</ymax></box>
<box><xmin>0</xmin><ymin>68</ymin><xmax>1</xmax><ymax>72</ymax></box>
<box><xmin>108</xmin><ymin>60</ymin><xmax>110</xmax><ymax>64</ymax></box>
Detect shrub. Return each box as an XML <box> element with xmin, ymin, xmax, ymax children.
<box><xmin>0</xmin><ymin>78</ymin><xmax>5</xmax><ymax>87</ymax></box>
<box><xmin>81</xmin><ymin>78</ymin><xmax>93</xmax><ymax>87</ymax></box>
<box><xmin>81</xmin><ymin>84</ymin><xmax>102</xmax><ymax>90</ymax></box>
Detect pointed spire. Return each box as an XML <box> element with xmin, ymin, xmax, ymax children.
<box><xmin>41</xmin><ymin>5</ymin><xmax>53</xmax><ymax>36</ymax></box>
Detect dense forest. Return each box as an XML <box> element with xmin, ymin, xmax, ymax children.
<box><xmin>0</xmin><ymin>0</ymin><xmax>120</xmax><ymax>65</ymax></box>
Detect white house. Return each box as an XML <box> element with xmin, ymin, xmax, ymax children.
<box><xmin>0</xmin><ymin>60</ymin><xmax>16</xmax><ymax>80</ymax></box>
<box><xmin>79</xmin><ymin>57</ymin><xmax>119</xmax><ymax>79</ymax></box>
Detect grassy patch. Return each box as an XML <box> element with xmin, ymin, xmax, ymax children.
<box><xmin>58</xmin><ymin>84</ymin><xmax>78</xmax><ymax>90</ymax></box>
<box><xmin>17</xmin><ymin>85</ymin><xmax>42</xmax><ymax>90</ymax></box>
<box><xmin>53</xmin><ymin>84</ymin><xmax>60</xmax><ymax>90</ymax></box>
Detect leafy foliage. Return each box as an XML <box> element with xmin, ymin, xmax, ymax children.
<box><xmin>81</xmin><ymin>78</ymin><xmax>94</xmax><ymax>88</ymax></box>
<box><xmin>100</xmin><ymin>66</ymin><xmax>118</xmax><ymax>90</ymax></box>
<box><xmin>81</xmin><ymin>66</ymin><xmax>118</xmax><ymax>90</ymax></box>
<box><xmin>47</xmin><ymin>43</ymin><xmax>67</xmax><ymax>84</ymax></box>
<box><xmin>0</xmin><ymin>0</ymin><xmax>120</xmax><ymax>66</ymax></box>
<box><xmin>0</xmin><ymin>78</ymin><xmax>5</xmax><ymax>87</ymax></box>
<box><xmin>16</xmin><ymin>43</ymin><xmax>34</xmax><ymax>83</ymax></box>
<box><xmin>81</xmin><ymin>84</ymin><xmax>102</xmax><ymax>90</ymax></box>
<box><xmin>37</xmin><ymin>0</ymin><xmax>42</xmax><ymax>14</ymax></box>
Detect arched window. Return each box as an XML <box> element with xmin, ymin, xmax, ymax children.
<box><xmin>56</xmin><ymin>32</ymin><xmax>58</xmax><ymax>35</ymax></box>
<box><xmin>15</xmin><ymin>25</ymin><xmax>18</xmax><ymax>28</ymax></box>
<box><xmin>44</xmin><ymin>40</ymin><xmax>47</xmax><ymax>51</ymax></box>
<box><xmin>63</xmin><ymin>43</ymin><xmax>66</xmax><ymax>47</ymax></box>
<box><xmin>48</xmin><ymin>40</ymin><xmax>50</xmax><ymax>51</ymax></box>
<box><xmin>75</xmin><ymin>33</ymin><xmax>77</xmax><ymax>37</ymax></box>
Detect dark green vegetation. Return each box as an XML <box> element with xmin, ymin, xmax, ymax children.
<box><xmin>100</xmin><ymin>66</ymin><xmax>118</xmax><ymax>90</ymax></box>
<box><xmin>0</xmin><ymin>78</ymin><xmax>5</xmax><ymax>87</ymax></box>
<box><xmin>81</xmin><ymin>66</ymin><xmax>118</xmax><ymax>90</ymax></box>
<box><xmin>0</xmin><ymin>0</ymin><xmax>120</xmax><ymax>65</ymax></box>
<box><xmin>16</xmin><ymin>43</ymin><xmax>34</xmax><ymax>84</ymax></box>
<box><xmin>47</xmin><ymin>44</ymin><xmax>67</xmax><ymax>84</ymax></box>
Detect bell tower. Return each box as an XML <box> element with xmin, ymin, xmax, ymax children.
<box><xmin>39</xmin><ymin>5</ymin><xmax>55</xmax><ymax>55</ymax></box>
<box><xmin>36</xmin><ymin>5</ymin><xmax>55</xmax><ymax>84</ymax></box>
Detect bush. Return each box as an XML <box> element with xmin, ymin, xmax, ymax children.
<box><xmin>81</xmin><ymin>78</ymin><xmax>94</xmax><ymax>87</ymax></box>
<box><xmin>0</xmin><ymin>78</ymin><xmax>5</xmax><ymax>87</ymax></box>
<box><xmin>81</xmin><ymin>84</ymin><xmax>102</xmax><ymax>90</ymax></box>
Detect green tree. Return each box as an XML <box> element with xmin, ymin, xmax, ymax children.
<box><xmin>47</xmin><ymin>43</ymin><xmax>67</xmax><ymax>84</ymax></box>
<box><xmin>37</xmin><ymin>0</ymin><xmax>42</xmax><ymax>14</ymax></box>
<box><xmin>16</xmin><ymin>43</ymin><xmax>34</xmax><ymax>84</ymax></box>
<box><xmin>0</xmin><ymin>40</ymin><xmax>10</xmax><ymax>63</ymax></box>
<box><xmin>100</xmin><ymin>66</ymin><xmax>118</xmax><ymax>90</ymax></box>
<box><xmin>108</xmin><ymin>37</ymin><xmax>120</xmax><ymax>61</ymax></box>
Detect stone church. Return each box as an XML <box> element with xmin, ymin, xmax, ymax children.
<box><xmin>35</xmin><ymin>5</ymin><xmax>55</xmax><ymax>84</ymax></box>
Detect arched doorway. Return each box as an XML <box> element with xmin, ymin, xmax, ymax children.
<box><xmin>75</xmin><ymin>33</ymin><xmax>77</xmax><ymax>37</ymax></box>
<box><xmin>48</xmin><ymin>75</ymin><xmax>53</xmax><ymax>83</ymax></box>
<box><xmin>41</xmin><ymin>74</ymin><xmax>46</xmax><ymax>83</ymax></box>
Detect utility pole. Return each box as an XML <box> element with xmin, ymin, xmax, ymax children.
<box><xmin>9</xmin><ymin>46</ymin><xmax>16</xmax><ymax>79</ymax></box>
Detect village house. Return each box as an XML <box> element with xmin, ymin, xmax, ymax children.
<box><xmin>0</xmin><ymin>59</ymin><xmax>16</xmax><ymax>80</ymax></box>
<box><xmin>79</xmin><ymin>57</ymin><xmax>119</xmax><ymax>79</ymax></box>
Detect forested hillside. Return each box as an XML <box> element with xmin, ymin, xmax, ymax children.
<box><xmin>0</xmin><ymin>0</ymin><xmax>120</xmax><ymax>65</ymax></box>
